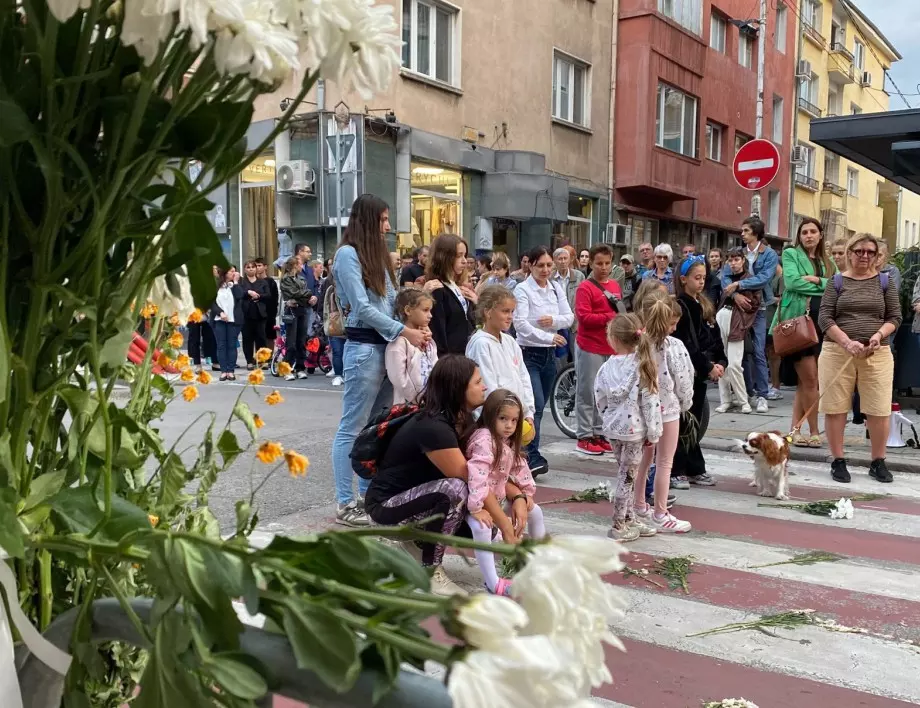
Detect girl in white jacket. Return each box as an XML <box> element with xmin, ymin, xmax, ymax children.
<box><xmin>594</xmin><ymin>313</ymin><xmax>663</xmax><ymax>542</ymax></box>
<box><xmin>385</xmin><ymin>289</ymin><xmax>438</xmax><ymax>404</ymax></box>
<box><xmin>465</xmin><ymin>286</ymin><xmax>536</xmax><ymax>427</ymax></box>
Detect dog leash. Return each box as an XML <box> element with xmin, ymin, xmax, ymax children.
<box><xmin>787</xmin><ymin>355</ymin><xmax>855</xmax><ymax>441</ymax></box>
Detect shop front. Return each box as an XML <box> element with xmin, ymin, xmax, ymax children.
<box><xmin>400</xmin><ymin>162</ymin><xmax>463</xmax><ymax>254</ymax></box>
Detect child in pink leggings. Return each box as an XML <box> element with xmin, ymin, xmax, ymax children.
<box><xmin>631</xmin><ymin>291</ymin><xmax>694</xmax><ymax>533</ymax></box>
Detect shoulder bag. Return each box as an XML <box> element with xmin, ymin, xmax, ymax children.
<box><xmin>772</xmin><ymin>262</ymin><xmax>821</xmax><ymax>357</ymax></box>
<box><xmin>587</xmin><ymin>278</ymin><xmax>626</xmax><ymax>314</ymax></box>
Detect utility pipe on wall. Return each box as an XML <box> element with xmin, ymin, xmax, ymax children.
<box><xmin>607</xmin><ymin>0</ymin><xmax>619</xmax><ymax>234</ymax></box>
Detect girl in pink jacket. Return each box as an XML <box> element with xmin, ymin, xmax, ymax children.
<box><xmin>385</xmin><ymin>289</ymin><xmax>438</xmax><ymax>404</ymax></box>
<box><xmin>464</xmin><ymin>390</ymin><xmax>546</xmax><ymax>596</ymax></box>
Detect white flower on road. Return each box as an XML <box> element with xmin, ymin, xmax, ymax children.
<box><xmin>829</xmin><ymin>497</ymin><xmax>854</xmax><ymax>520</ymax></box>
<box><xmin>455</xmin><ymin>594</ymin><xmax>528</xmax><ymax>652</ymax></box>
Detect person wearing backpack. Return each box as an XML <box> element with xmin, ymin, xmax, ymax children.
<box><xmin>320</xmin><ymin>270</ymin><xmax>345</xmax><ymax>387</ymax></box>
<box><xmin>573</xmin><ymin>243</ymin><xmax>622</xmax><ymax>456</ymax></box>
<box><xmin>818</xmin><ymin>233</ymin><xmax>901</xmax><ymax>485</ymax></box>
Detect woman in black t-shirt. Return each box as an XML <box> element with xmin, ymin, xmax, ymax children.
<box><xmin>364</xmin><ymin>355</ymin><xmax>489</xmax><ymax>596</ymax></box>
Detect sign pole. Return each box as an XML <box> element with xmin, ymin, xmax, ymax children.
<box><xmin>752</xmin><ymin>0</ymin><xmax>767</xmax><ymax>218</ymax></box>
<box><xmin>335</xmin><ymin>119</ymin><xmax>343</xmax><ymax>243</ymax></box>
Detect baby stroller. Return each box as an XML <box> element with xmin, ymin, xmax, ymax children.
<box><xmin>305</xmin><ymin>316</ymin><xmax>332</xmax><ymax>374</ymax></box>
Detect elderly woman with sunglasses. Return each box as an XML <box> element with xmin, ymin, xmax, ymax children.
<box><xmin>817</xmin><ymin>233</ymin><xmax>901</xmax><ymax>485</ymax></box>
<box><xmin>641</xmin><ymin>243</ymin><xmax>674</xmax><ymax>294</ymax></box>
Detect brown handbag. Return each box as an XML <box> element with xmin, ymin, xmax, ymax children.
<box><xmin>772</xmin><ymin>298</ymin><xmax>819</xmax><ymax>356</ymax></box>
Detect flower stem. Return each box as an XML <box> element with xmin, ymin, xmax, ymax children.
<box><xmin>39</xmin><ymin>550</ymin><xmax>53</xmax><ymax>630</ymax></box>
<box><xmin>336</xmin><ymin>524</ymin><xmax>524</xmax><ymax>557</ymax></box>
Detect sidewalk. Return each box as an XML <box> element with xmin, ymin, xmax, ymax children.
<box><xmin>702</xmin><ymin>385</ymin><xmax>920</xmax><ymax>473</ymax></box>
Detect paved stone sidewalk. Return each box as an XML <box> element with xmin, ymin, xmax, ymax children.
<box><xmin>702</xmin><ymin>385</ymin><xmax>920</xmax><ymax>473</ymax></box>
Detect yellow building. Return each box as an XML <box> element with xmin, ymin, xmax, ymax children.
<box><xmin>792</xmin><ymin>0</ymin><xmax>901</xmax><ymax>242</ymax></box>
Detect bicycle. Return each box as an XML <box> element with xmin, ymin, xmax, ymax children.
<box><xmin>270</xmin><ymin>321</ymin><xmax>332</xmax><ymax>376</ymax></box>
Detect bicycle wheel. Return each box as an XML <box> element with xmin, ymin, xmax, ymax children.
<box><xmin>549</xmin><ymin>362</ymin><xmax>578</xmax><ymax>439</ymax></box>
<box><xmin>270</xmin><ymin>347</ymin><xmax>284</xmax><ymax>377</ymax></box>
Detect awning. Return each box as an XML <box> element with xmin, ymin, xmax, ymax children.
<box><xmin>809</xmin><ymin>109</ymin><xmax>920</xmax><ymax>195</ymax></box>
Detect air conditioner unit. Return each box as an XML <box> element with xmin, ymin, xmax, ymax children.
<box><xmin>276</xmin><ymin>160</ymin><xmax>315</xmax><ymax>195</ymax></box>
<box><xmin>860</xmin><ymin>71</ymin><xmax>872</xmax><ymax>87</ymax></box>
<box><xmin>791</xmin><ymin>145</ymin><xmax>808</xmax><ymax>164</ymax></box>
<box><xmin>604</xmin><ymin>223</ymin><xmax>631</xmax><ymax>246</ymax></box>
<box><xmin>796</xmin><ymin>59</ymin><xmax>812</xmax><ymax>77</ymax></box>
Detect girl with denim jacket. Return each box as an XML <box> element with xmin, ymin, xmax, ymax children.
<box><xmin>330</xmin><ymin>195</ymin><xmax>431</xmax><ymax>526</ymax></box>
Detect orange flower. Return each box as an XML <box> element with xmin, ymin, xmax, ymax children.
<box><xmin>187</xmin><ymin>309</ymin><xmax>203</xmax><ymax>324</ymax></box>
<box><xmin>285</xmin><ymin>450</ymin><xmax>309</xmax><ymax>477</ymax></box>
<box><xmin>256</xmin><ymin>441</ymin><xmax>284</xmax><ymax>464</ymax></box>
<box><xmin>156</xmin><ymin>353</ymin><xmax>174</xmax><ymax>369</ymax></box>
<box><xmin>140</xmin><ymin>302</ymin><xmax>158</xmax><ymax>319</ymax></box>
<box><xmin>167</xmin><ymin>331</ymin><xmax>184</xmax><ymax>349</ymax></box>
<box><xmin>277</xmin><ymin>361</ymin><xmax>292</xmax><ymax>377</ymax></box>
<box><xmin>248</xmin><ymin>368</ymin><xmax>265</xmax><ymax>385</ymax></box>
<box><xmin>176</xmin><ymin>354</ymin><xmax>191</xmax><ymax>369</ymax></box>
<box><xmin>182</xmin><ymin>385</ymin><xmax>199</xmax><ymax>402</ymax></box>
<box><xmin>253</xmin><ymin>414</ymin><xmax>265</xmax><ymax>429</ymax></box>
<box><xmin>265</xmin><ymin>390</ymin><xmax>284</xmax><ymax>406</ymax></box>
<box><xmin>196</xmin><ymin>370</ymin><xmax>212</xmax><ymax>385</ymax></box>
<box><xmin>168</xmin><ymin>313</ymin><xmax>181</xmax><ymax>327</ymax></box>
<box><xmin>148</xmin><ymin>514</ymin><xmax>159</xmax><ymax>527</ymax></box>
<box><xmin>255</xmin><ymin>347</ymin><xmax>273</xmax><ymax>364</ymax></box>
<box><xmin>180</xmin><ymin>367</ymin><xmax>195</xmax><ymax>383</ymax></box>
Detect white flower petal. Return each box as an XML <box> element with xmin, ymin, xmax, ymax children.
<box><xmin>47</xmin><ymin>0</ymin><xmax>91</xmax><ymax>23</ymax></box>
<box><xmin>455</xmin><ymin>594</ymin><xmax>529</xmax><ymax>651</ymax></box>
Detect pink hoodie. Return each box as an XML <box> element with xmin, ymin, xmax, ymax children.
<box><xmin>465</xmin><ymin>428</ymin><xmax>536</xmax><ymax>514</ymax></box>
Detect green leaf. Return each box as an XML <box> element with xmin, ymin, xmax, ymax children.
<box><xmin>217</xmin><ymin>429</ymin><xmax>243</xmax><ymax>466</ymax></box>
<box><xmin>150</xmin><ymin>374</ymin><xmax>174</xmax><ymax>398</ymax></box>
<box><xmin>234</xmin><ymin>501</ymin><xmax>251</xmax><ymax>537</ymax></box>
<box><xmin>0</xmin><ymin>320</ymin><xmax>9</xmax><ymax>407</ymax></box>
<box><xmin>232</xmin><ymin>401</ymin><xmax>258</xmax><ymax>439</ymax></box>
<box><xmin>23</xmin><ymin>470</ymin><xmax>67</xmax><ymax>511</ymax></box>
<box><xmin>156</xmin><ymin>453</ymin><xmax>187</xmax><ymax>512</ymax></box>
<box><xmin>174</xmin><ymin>212</ymin><xmax>227</xmax><ymax>308</ymax></box>
<box><xmin>99</xmin><ymin>314</ymin><xmax>138</xmax><ymax>369</ymax></box>
<box><xmin>0</xmin><ymin>432</ymin><xmax>14</xmax><ymax>489</ymax></box>
<box><xmin>134</xmin><ymin>612</ymin><xmax>203</xmax><ymax>708</ymax></box>
<box><xmin>326</xmin><ymin>533</ymin><xmax>372</xmax><ymax>572</ymax></box>
<box><xmin>0</xmin><ymin>488</ymin><xmax>25</xmax><ymax>558</ymax></box>
<box><xmin>0</xmin><ymin>97</ymin><xmax>32</xmax><ymax>147</ymax></box>
<box><xmin>366</xmin><ymin>541</ymin><xmax>431</xmax><ymax>591</ymax></box>
<box><xmin>202</xmin><ymin>653</ymin><xmax>268</xmax><ymax>700</ymax></box>
<box><xmin>58</xmin><ymin>386</ymin><xmax>107</xmax><ymax>458</ymax></box>
<box><xmin>49</xmin><ymin>487</ymin><xmax>150</xmax><ymax>542</ymax></box>
<box><xmin>282</xmin><ymin>602</ymin><xmax>360</xmax><ymax>693</ymax></box>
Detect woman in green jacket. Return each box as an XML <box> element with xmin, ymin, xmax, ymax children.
<box><xmin>770</xmin><ymin>218</ymin><xmax>835</xmax><ymax>447</ymax></box>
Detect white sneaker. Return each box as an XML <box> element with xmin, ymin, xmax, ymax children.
<box><xmin>284</xmin><ymin>373</ymin><xmax>296</xmax><ymax>382</ymax></box>
<box><xmin>628</xmin><ymin>519</ymin><xmax>658</xmax><ymax>537</ymax></box>
<box><xmin>296</xmin><ymin>371</ymin><xmax>308</xmax><ymax>380</ymax></box>
<box><xmin>740</xmin><ymin>402</ymin><xmax>753</xmax><ymax>414</ymax></box>
<box><xmin>651</xmin><ymin>512</ymin><xmax>692</xmax><ymax>533</ymax></box>
<box><xmin>335</xmin><ymin>502</ymin><xmax>369</xmax><ymax>527</ymax></box>
<box><xmin>755</xmin><ymin>397</ymin><xmax>769</xmax><ymax>414</ymax></box>
<box><xmin>714</xmin><ymin>403</ymin><xmax>732</xmax><ymax>414</ymax></box>
<box><xmin>326</xmin><ymin>370</ymin><xmax>335</xmax><ymax>378</ymax></box>
<box><xmin>607</xmin><ymin>525</ymin><xmax>640</xmax><ymax>542</ymax></box>
<box><xmin>430</xmin><ymin>566</ymin><xmax>467</xmax><ymax>596</ymax></box>
<box><xmin>332</xmin><ymin>376</ymin><xmax>344</xmax><ymax>387</ymax></box>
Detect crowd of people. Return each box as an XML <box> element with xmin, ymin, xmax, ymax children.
<box><xmin>188</xmin><ymin>192</ymin><xmax>910</xmax><ymax>595</ymax></box>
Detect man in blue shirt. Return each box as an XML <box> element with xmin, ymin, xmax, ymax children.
<box><xmin>721</xmin><ymin>217</ymin><xmax>778</xmax><ymax>413</ymax></box>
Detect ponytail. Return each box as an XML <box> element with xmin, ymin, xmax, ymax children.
<box><xmin>639</xmin><ymin>290</ymin><xmax>674</xmax><ymax>346</ymax></box>
<box><xmin>607</xmin><ymin>313</ymin><xmax>659</xmax><ymax>395</ymax></box>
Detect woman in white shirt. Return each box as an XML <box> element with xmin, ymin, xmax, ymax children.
<box><xmin>513</xmin><ymin>246</ymin><xmax>574</xmax><ymax>476</ymax></box>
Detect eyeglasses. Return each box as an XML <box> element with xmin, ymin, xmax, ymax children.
<box><xmin>655</xmin><ymin>255</ymin><xmax>669</xmax><ymax>260</ymax></box>
<box><xmin>850</xmin><ymin>248</ymin><xmax>877</xmax><ymax>258</ymax></box>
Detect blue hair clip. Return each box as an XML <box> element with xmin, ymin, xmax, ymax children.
<box><xmin>680</xmin><ymin>255</ymin><xmax>705</xmax><ymax>277</ymax></box>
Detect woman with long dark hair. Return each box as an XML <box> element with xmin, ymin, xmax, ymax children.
<box><xmin>209</xmin><ymin>265</ymin><xmax>244</xmax><ymax>381</ymax></box>
<box><xmin>771</xmin><ymin>218</ymin><xmax>834</xmax><ymax>447</ymax></box>
<box><xmin>330</xmin><ymin>194</ymin><xmax>431</xmax><ymax>526</ymax></box>
<box><xmin>426</xmin><ymin>233</ymin><xmax>477</xmax><ymax>355</ymax></box>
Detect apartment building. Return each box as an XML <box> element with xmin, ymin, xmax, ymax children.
<box><xmin>218</xmin><ymin>0</ymin><xmax>616</xmax><ymax>266</ymax></box>
<box><xmin>792</xmin><ymin>0</ymin><xmax>900</xmax><ymax>242</ymax></box>
<box><xmin>612</xmin><ymin>0</ymin><xmax>796</xmax><ymax>253</ymax></box>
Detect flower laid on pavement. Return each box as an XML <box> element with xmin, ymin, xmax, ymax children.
<box><xmin>284</xmin><ymin>450</ymin><xmax>309</xmax><ymax>477</ymax></box>
<box><xmin>829</xmin><ymin>498</ymin><xmax>854</xmax><ymax>520</ymax></box>
<box><xmin>255</xmin><ymin>347</ymin><xmax>273</xmax><ymax>363</ymax></box>
<box><xmin>176</xmin><ymin>354</ymin><xmax>191</xmax><ymax>369</ymax></box>
<box><xmin>256</xmin><ymin>441</ymin><xmax>284</xmax><ymax>464</ymax></box>
<box><xmin>187</xmin><ymin>309</ymin><xmax>203</xmax><ymax>324</ymax></box>
<box><xmin>277</xmin><ymin>361</ymin><xmax>293</xmax><ymax>377</ymax></box>
<box><xmin>182</xmin><ymin>385</ymin><xmax>199</xmax><ymax>402</ymax></box>
<box><xmin>704</xmin><ymin>700</ymin><xmax>760</xmax><ymax>708</ymax></box>
<box><xmin>180</xmin><ymin>368</ymin><xmax>195</xmax><ymax>383</ymax></box>
<box><xmin>248</xmin><ymin>369</ymin><xmax>265</xmax><ymax>385</ymax></box>
<box><xmin>265</xmin><ymin>390</ymin><xmax>284</xmax><ymax>406</ymax></box>
<box><xmin>197</xmin><ymin>370</ymin><xmax>213</xmax><ymax>385</ymax></box>
<box><xmin>167</xmin><ymin>331</ymin><xmax>184</xmax><ymax>349</ymax></box>
<box><xmin>253</xmin><ymin>414</ymin><xmax>265</xmax><ymax>429</ymax></box>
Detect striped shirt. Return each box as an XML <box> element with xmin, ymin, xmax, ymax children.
<box><xmin>818</xmin><ymin>274</ymin><xmax>902</xmax><ymax>346</ymax></box>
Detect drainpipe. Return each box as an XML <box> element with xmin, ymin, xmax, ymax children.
<box><xmin>607</xmin><ymin>0</ymin><xmax>619</xmax><ymax>233</ymax></box>
<box><xmin>788</xmin><ymin>1</ymin><xmax>805</xmax><ymax>241</ymax></box>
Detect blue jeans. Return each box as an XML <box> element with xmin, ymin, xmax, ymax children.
<box><xmin>330</xmin><ymin>336</ymin><xmax>345</xmax><ymax>376</ymax></box>
<box><xmin>521</xmin><ymin>346</ymin><xmax>556</xmax><ymax>466</ymax></box>
<box><xmin>750</xmin><ymin>309</ymin><xmax>770</xmax><ymax>398</ymax></box>
<box><xmin>331</xmin><ymin>341</ymin><xmax>393</xmax><ymax>505</ymax></box>
<box><xmin>213</xmin><ymin>321</ymin><xmax>240</xmax><ymax>373</ymax></box>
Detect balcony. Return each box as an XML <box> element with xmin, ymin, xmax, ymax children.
<box><xmin>795</xmin><ymin>172</ymin><xmax>819</xmax><ymax>191</ymax></box>
<box><xmin>803</xmin><ymin>22</ymin><xmax>825</xmax><ymax>48</ymax></box>
<box><xmin>820</xmin><ymin>181</ymin><xmax>848</xmax><ymax>212</ymax></box>
<box><xmin>830</xmin><ymin>41</ymin><xmax>854</xmax><ymax>62</ymax></box>
<box><xmin>798</xmin><ymin>96</ymin><xmax>823</xmax><ymax>118</ymax></box>
<box><xmin>828</xmin><ymin>60</ymin><xmax>855</xmax><ymax>85</ymax></box>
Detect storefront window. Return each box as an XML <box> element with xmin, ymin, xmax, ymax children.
<box><xmin>405</xmin><ymin>163</ymin><xmax>462</xmax><ymax>254</ymax></box>
<box><xmin>558</xmin><ymin>195</ymin><xmax>593</xmax><ymax>252</ymax></box>
<box><xmin>627</xmin><ymin>215</ymin><xmax>660</xmax><ymax>246</ymax></box>
<box><xmin>239</xmin><ymin>153</ymin><xmax>277</xmax><ymax>263</ymax></box>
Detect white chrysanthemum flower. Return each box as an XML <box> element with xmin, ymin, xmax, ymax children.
<box><xmin>149</xmin><ymin>273</ymin><xmax>196</xmax><ymax>323</ymax></box>
<box><xmin>549</xmin><ymin>535</ymin><xmax>626</xmax><ymax>575</ymax></box>
<box><xmin>47</xmin><ymin>0</ymin><xmax>91</xmax><ymax>22</ymax></box>
<box><xmin>121</xmin><ymin>0</ymin><xmax>174</xmax><ymax>65</ymax></box>
<box><xmin>829</xmin><ymin>497</ymin><xmax>854</xmax><ymax>519</ymax></box>
<box><xmin>212</xmin><ymin>0</ymin><xmax>300</xmax><ymax>81</ymax></box>
<box><xmin>455</xmin><ymin>594</ymin><xmax>529</xmax><ymax>652</ymax></box>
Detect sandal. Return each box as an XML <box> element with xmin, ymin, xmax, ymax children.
<box><xmin>808</xmin><ymin>435</ymin><xmax>822</xmax><ymax>448</ymax></box>
<box><xmin>792</xmin><ymin>433</ymin><xmax>809</xmax><ymax>447</ymax></box>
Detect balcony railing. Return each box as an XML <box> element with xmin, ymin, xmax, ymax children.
<box><xmin>803</xmin><ymin>22</ymin><xmax>825</xmax><ymax>46</ymax></box>
<box><xmin>828</xmin><ymin>61</ymin><xmax>855</xmax><ymax>84</ymax></box>
<box><xmin>795</xmin><ymin>173</ymin><xmax>819</xmax><ymax>191</ymax></box>
<box><xmin>822</xmin><ymin>181</ymin><xmax>848</xmax><ymax>197</ymax></box>
<box><xmin>830</xmin><ymin>41</ymin><xmax>854</xmax><ymax>61</ymax></box>
<box><xmin>797</xmin><ymin>96</ymin><xmax>822</xmax><ymax>117</ymax></box>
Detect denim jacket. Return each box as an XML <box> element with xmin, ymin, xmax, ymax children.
<box><xmin>721</xmin><ymin>243</ymin><xmax>779</xmax><ymax>307</ymax></box>
<box><xmin>332</xmin><ymin>245</ymin><xmax>403</xmax><ymax>342</ymax></box>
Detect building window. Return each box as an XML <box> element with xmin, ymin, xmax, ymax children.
<box><xmin>559</xmin><ymin>195</ymin><xmax>594</xmax><ymax>252</ymax></box>
<box><xmin>775</xmin><ymin>3</ymin><xmax>787</xmax><ymax>53</ymax></box>
<box><xmin>659</xmin><ymin>0</ymin><xmax>702</xmax><ymax>35</ymax></box>
<box><xmin>705</xmin><ymin>122</ymin><xmax>723</xmax><ymax>162</ymax></box>
<box><xmin>656</xmin><ymin>83</ymin><xmax>698</xmax><ymax>158</ymax></box>
<box><xmin>552</xmin><ymin>51</ymin><xmax>590</xmax><ymax>127</ymax></box>
<box><xmin>767</xmin><ymin>189</ymin><xmax>780</xmax><ymax>236</ymax></box>
<box><xmin>710</xmin><ymin>12</ymin><xmax>726</xmax><ymax>53</ymax></box>
<box><xmin>794</xmin><ymin>142</ymin><xmax>817</xmax><ymax>189</ymax></box>
<box><xmin>738</xmin><ymin>31</ymin><xmax>754</xmax><ymax>69</ymax></box>
<box><xmin>734</xmin><ymin>131</ymin><xmax>752</xmax><ymax>155</ymax></box>
<box><xmin>772</xmin><ymin>96</ymin><xmax>784</xmax><ymax>144</ymax></box>
<box><xmin>847</xmin><ymin>167</ymin><xmax>859</xmax><ymax>197</ymax></box>
<box><xmin>798</xmin><ymin>72</ymin><xmax>820</xmax><ymax>111</ymax></box>
<box><xmin>628</xmin><ymin>215</ymin><xmax>661</xmax><ymax>246</ymax></box>
<box><xmin>803</xmin><ymin>0</ymin><xmax>821</xmax><ymax>31</ymax></box>
<box><xmin>853</xmin><ymin>40</ymin><xmax>865</xmax><ymax>72</ymax></box>
<box><xmin>410</xmin><ymin>163</ymin><xmax>463</xmax><ymax>248</ymax></box>
<box><xmin>401</xmin><ymin>0</ymin><xmax>458</xmax><ymax>86</ymax></box>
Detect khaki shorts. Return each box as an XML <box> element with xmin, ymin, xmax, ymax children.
<box><xmin>818</xmin><ymin>342</ymin><xmax>894</xmax><ymax>417</ymax></box>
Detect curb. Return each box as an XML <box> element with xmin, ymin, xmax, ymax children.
<box><xmin>700</xmin><ymin>437</ymin><xmax>920</xmax><ymax>474</ymax></box>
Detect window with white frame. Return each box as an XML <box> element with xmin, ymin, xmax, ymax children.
<box><xmin>772</xmin><ymin>95</ymin><xmax>784</xmax><ymax>144</ymax></box>
<box><xmin>401</xmin><ymin>0</ymin><xmax>458</xmax><ymax>86</ymax></box>
<box><xmin>775</xmin><ymin>3</ymin><xmax>787</xmax><ymax>53</ymax></box>
<box><xmin>706</xmin><ymin>122</ymin><xmax>723</xmax><ymax>161</ymax></box>
<box><xmin>803</xmin><ymin>0</ymin><xmax>821</xmax><ymax>31</ymax></box>
<box><xmin>710</xmin><ymin>12</ymin><xmax>726</xmax><ymax>52</ymax></box>
<box><xmin>847</xmin><ymin>167</ymin><xmax>859</xmax><ymax>197</ymax></box>
<box><xmin>658</xmin><ymin>0</ymin><xmax>703</xmax><ymax>35</ymax></box>
<box><xmin>798</xmin><ymin>72</ymin><xmax>820</xmax><ymax>107</ymax></box>
<box><xmin>656</xmin><ymin>83</ymin><xmax>698</xmax><ymax>158</ymax></box>
<box><xmin>552</xmin><ymin>52</ymin><xmax>590</xmax><ymax>127</ymax></box>
<box><xmin>853</xmin><ymin>40</ymin><xmax>865</xmax><ymax>72</ymax></box>
<box><xmin>767</xmin><ymin>189</ymin><xmax>781</xmax><ymax>235</ymax></box>
<box><xmin>795</xmin><ymin>142</ymin><xmax>816</xmax><ymax>179</ymax></box>
<box><xmin>738</xmin><ymin>31</ymin><xmax>754</xmax><ymax>69</ymax></box>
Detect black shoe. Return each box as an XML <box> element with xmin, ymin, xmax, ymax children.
<box><xmin>530</xmin><ymin>462</ymin><xmax>549</xmax><ymax>478</ymax></box>
<box><xmin>831</xmin><ymin>457</ymin><xmax>851</xmax><ymax>483</ymax></box>
<box><xmin>869</xmin><ymin>458</ymin><xmax>893</xmax><ymax>483</ymax></box>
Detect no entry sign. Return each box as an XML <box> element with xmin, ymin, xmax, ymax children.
<box><xmin>733</xmin><ymin>139</ymin><xmax>781</xmax><ymax>191</ymax></box>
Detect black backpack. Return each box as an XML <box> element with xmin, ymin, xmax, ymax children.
<box><xmin>350</xmin><ymin>403</ymin><xmax>420</xmax><ymax>479</ymax></box>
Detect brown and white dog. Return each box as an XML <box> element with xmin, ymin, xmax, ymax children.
<box><xmin>739</xmin><ymin>431</ymin><xmax>790</xmax><ymax>500</ymax></box>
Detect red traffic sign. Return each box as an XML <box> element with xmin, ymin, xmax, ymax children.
<box><xmin>732</xmin><ymin>138</ymin><xmax>781</xmax><ymax>191</ymax></box>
